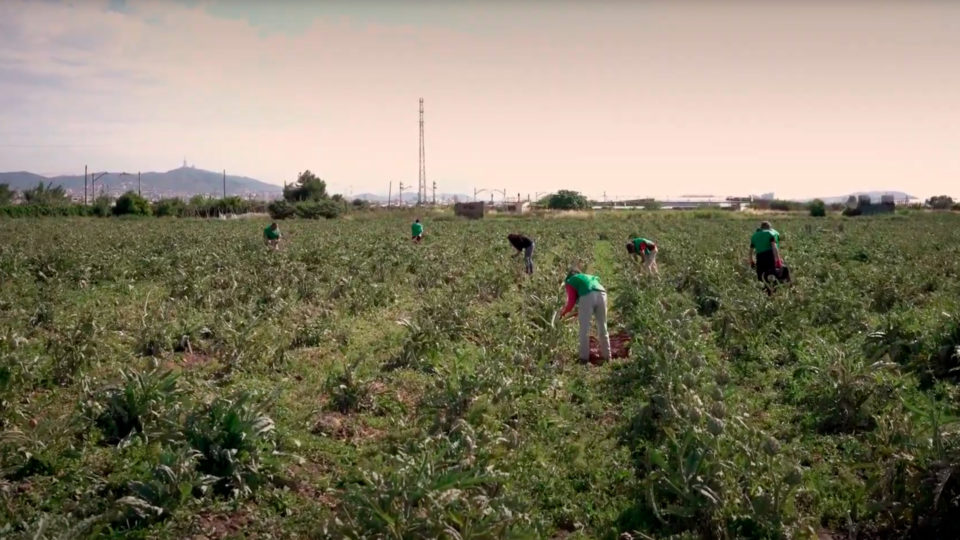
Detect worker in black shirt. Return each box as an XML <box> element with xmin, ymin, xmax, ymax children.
<box><xmin>507</xmin><ymin>233</ymin><xmax>535</xmax><ymax>274</ymax></box>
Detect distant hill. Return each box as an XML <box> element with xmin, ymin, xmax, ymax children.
<box><xmin>0</xmin><ymin>166</ymin><xmax>282</xmax><ymax>199</ymax></box>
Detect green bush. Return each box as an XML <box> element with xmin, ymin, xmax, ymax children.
<box><xmin>283</xmin><ymin>170</ymin><xmax>327</xmax><ymax>202</ymax></box>
<box><xmin>92</xmin><ymin>195</ymin><xmax>114</xmax><ymax>217</ymax></box>
<box><xmin>0</xmin><ymin>184</ymin><xmax>13</xmax><ymax>205</ymax></box>
<box><xmin>294</xmin><ymin>200</ymin><xmax>342</xmax><ymax>219</ymax></box>
<box><xmin>22</xmin><ymin>182</ymin><xmax>70</xmax><ymax>206</ymax></box>
<box><xmin>153</xmin><ymin>198</ymin><xmax>186</xmax><ymax>217</ymax></box>
<box><xmin>351</xmin><ymin>198</ymin><xmax>371</xmax><ymax>210</ymax></box>
<box><xmin>809</xmin><ymin>199</ymin><xmax>826</xmax><ymax>217</ymax></box>
<box><xmin>183</xmin><ymin>392</ymin><xmax>278</xmax><ymax>496</ymax></box>
<box><xmin>546</xmin><ymin>189</ymin><xmax>589</xmax><ymax>210</ymax></box>
<box><xmin>114</xmin><ymin>191</ymin><xmax>152</xmax><ymax>216</ymax></box>
<box><xmin>83</xmin><ymin>369</ymin><xmax>184</xmax><ymax>444</ymax></box>
<box><xmin>0</xmin><ymin>204</ymin><xmax>90</xmax><ymax>217</ymax></box>
<box><xmin>926</xmin><ymin>195</ymin><xmax>954</xmax><ymax>210</ymax></box>
<box><xmin>214</xmin><ymin>196</ymin><xmax>249</xmax><ymax>216</ymax></box>
<box><xmin>267</xmin><ymin>200</ymin><xmax>296</xmax><ymax>219</ymax></box>
<box><xmin>770</xmin><ymin>199</ymin><xmax>803</xmax><ymax>211</ymax></box>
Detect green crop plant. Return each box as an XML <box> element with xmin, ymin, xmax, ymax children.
<box><xmin>1</xmin><ymin>213</ymin><xmax>959</xmax><ymax>537</ymax></box>
<box><xmin>183</xmin><ymin>392</ymin><xmax>279</xmax><ymax>497</ymax></box>
<box><xmin>82</xmin><ymin>368</ymin><xmax>185</xmax><ymax>445</ymax></box>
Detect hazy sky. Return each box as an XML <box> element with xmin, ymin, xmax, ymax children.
<box><xmin>1</xmin><ymin>0</ymin><xmax>958</xmax><ymax>200</ymax></box>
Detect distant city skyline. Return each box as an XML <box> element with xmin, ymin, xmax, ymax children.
<box><xmin>2</xmin><ymin>0</ymin><xmax>958</xmax><ymax>200</ymax></box>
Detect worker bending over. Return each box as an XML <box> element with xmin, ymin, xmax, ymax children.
<box><xmin>263</xmin><ymin>222</ymin><xmax>282</xmax><ymax>250</ymax></box>
<box><xmin>559</xmin><ymin>269</ymin><xmax>611</xmax><ymax>363</ymax></box>
<box><xmin>411</xmin><ymin>219</ymin><xmax>424</xmax><ymax>243</ymax></box>
<box><xmin>507</xmin><ymin>233</ymin><xmax>535</xmax><ymax>274</ymax></box>
<box><xmin>749</xmin><ymin>221</ymin><xmax>786</xmax><ymax>294</ymax></box>
<box><xmin>626</xmin><ymin>237</ymin><xmax>659</xmax><ymax>277</ymax></box>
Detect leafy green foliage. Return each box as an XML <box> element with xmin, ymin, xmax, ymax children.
<box><xmin>926</xmin><ymin>195</ymin><xmax>955</xmax><ymax>210</ymax></box>
<box><xmin>267</xmin><ymin>199</ymin><xmax>296</xmax><ymax>219</ymax></box>
<box><xmin>0</xmin><ymin>183</ymin><xmax>13</xmax><ymax>205</ymax></box>
<box><xmin>152</xmin><ymin>197</ymin><xmax>187</xmax><ymax>217</ymax></box>
<box><xmin>283</xmin><ymin>170</ymin><xmax>327</xmax><ymax>202</ymax></box>
<box><xmin>22</xmin><ymin>182</ymin><xmax>70</xmax><ymax>205</ymax></box>
<box><xmin>809</xmin><ymin>198</ymin><xmax>827</xmax><ymax>217</ymax></box>
<box><xmin>91</xmin><ymin>194</ymin><xmax>114</xmax><ymax>217</ymax></box>
<box><xmin>294</xmin><ymin>199</ymin><xmax>342</xmax><ymax>219</ymax></box>
<box><xmin>0</xmin><ymin>213</ymin><xmax>959</xmax><ymax>538</ymax></box>
<box><xmin>769</xmin><ymin>199</ymin><xmax>804</xmax><ymax>211</ymax></box>
<box><xmin>328</xmin><ymin>431</ymin><xmax>528</xmax><ymax>538</ymax></box>
<box><xmin>184</xmin><ymin>392</ymin><xmax>279</xmax><ymax>496</ymax></box>
<box><xmin>84</xmin><ymin>369</ymin><xmax>184</xmax><ymax>444</ymax></box>
<box><xmin>114</xmin><ymin>191</ymin><xmax>152</xmax><ymax>216</ymax></box>
<box><xmin>545</xmin><ymin>189</ymin><xmax>589</xmax><ymax>210</ymax></box>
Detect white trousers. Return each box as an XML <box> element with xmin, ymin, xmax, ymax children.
<box><xmin>578</xmin><ymin>290</ymin><xmax>610</xmax><ymax>361</ymax></box>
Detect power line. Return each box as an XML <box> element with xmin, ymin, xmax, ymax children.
<box><xmin>418</xmin><ymin>98</ymin><xmax>427</xmax><ymax>206</ymax></box>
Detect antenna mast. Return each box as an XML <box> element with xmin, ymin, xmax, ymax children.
<box><xmin>418</xmin><ymin>98</ymin><xmax>427</xmax><ymax>205</ymax></box>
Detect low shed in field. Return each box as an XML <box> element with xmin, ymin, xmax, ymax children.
<box><xmin>454</xmin><ymin>201</ymin><xmax>486</xmax><ymax>219</ymax></box>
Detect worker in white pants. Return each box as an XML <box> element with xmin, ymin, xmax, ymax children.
<box><xmin>559</xmin><ymin>270</ymin><xmax>611</xmax><ymax>362</ymax></box>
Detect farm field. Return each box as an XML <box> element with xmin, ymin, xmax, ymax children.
<box><xmin>1</xmin><ymin>212</ymin><xmax>959</xmax><ymax>539</ymax></box>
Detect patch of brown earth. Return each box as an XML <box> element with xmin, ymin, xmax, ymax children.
<box><xmin>283</xmin><ymin>462</ymin><xmax>338</xmax><ymax>509</ymax></box>
<box><xmin>587</xmin><ymin>331</ymin><xmax>632</xmax><ymax>365</ymax></box>
<box><xmin>190</xmin><ymin>506</ymin><xmax>253</xmax><ymax>540</ymax></box>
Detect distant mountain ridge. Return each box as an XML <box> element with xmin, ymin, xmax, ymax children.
<box><xmin>0</xmin><ymin>166</ymin><xmax>282</xmax><ymax>199</ymax></box>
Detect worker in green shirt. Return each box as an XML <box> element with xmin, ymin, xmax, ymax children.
<box><xmin>263</xmin><ymin>222</ymin><xmax>282</xmax><ymax>250</ymax></box>
<box><xmin>559</xmin><ymin>269</ymin><xmax>610</xmax><ymax>363</ymax></box>
<box><xmin>625</xmin><ymin>237</ymin><xmax>659</xmax><ymax>277</ymax></box>
<box><xmin>411</xmin><ymin>219</ymin><xmax>424</xmax><ymax>243</ymax></box>
<box><xmin>748</xmin><ymin>221</ymin><xmax>787</xmax><ymax>293</ymax></box>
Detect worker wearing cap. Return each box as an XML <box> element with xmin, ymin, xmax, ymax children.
<box><xmin>559</xmin><ymin>269</ymin><xmax>610</xmax><ymax>362</ymax></box>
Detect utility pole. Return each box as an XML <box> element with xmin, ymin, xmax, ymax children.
<box><xmin>432</xmin><ymin>180</ymin><xmax>437</xmax><ymax>205</ymax></box>
<box><xmin>84</xmin><ymin>165</ymin><xmax>88</xmax><ymax>205</ymax></box>
<box><xmin>138</xmin><ymin>171</ymin><xmax>141</xmax><ymax>197</ymax></box>
<box><xmin>399</xmin><ymin>181</ymin><xmax>406</xmax><ymax>207</ymax></box>
<box><xmin>91</xmin><ymin>171</ymin><xmax>107</xmax><ymax>199</ymax></box>
<box><xmin>388</xmin><ymin>181</ymin><xmax>393</xmax><ymax>208</ymax></box>
<box><xmin>418</xmin><ymin>98</ymin><xmax>427</xmax><ymax>205</ymax></box>
<box><xmin>222</xmin><ymin>169</ymin><xmax>226</xmax><ymax>199</ymax></box>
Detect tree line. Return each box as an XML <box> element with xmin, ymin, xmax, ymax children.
<box><xmin>0</xmin><ymin>170</ymin><xmax>371</xmax><ymax>219</ymax></box>
<box><xmin>2</xmin><ymin>177</ymin><xmax>955</xmax><ymax>218</ymax></box>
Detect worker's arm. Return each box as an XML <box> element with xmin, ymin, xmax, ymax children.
<box><xmin>771</xmin><ymin>240</ymin><xmax>781</xmax><ymax>266</ymax></box>
<box><xmin>748</xmin><ymin>246</ymin><xmax>755</xmax><ymax>267</ymax></box>
<box><xmin>559</xmin><ymin>285</ymin><xmax>578</xmax><ymax>318</ymax></box>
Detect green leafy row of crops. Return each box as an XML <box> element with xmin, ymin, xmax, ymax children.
<box><xmin>1</xmin><ymin>213</ymin><xmax>959</xmax><ymax>538</ymax></box>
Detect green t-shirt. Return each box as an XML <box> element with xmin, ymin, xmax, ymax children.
<box><xmin>264</xmin><ymin>226</ymin><xmax>280</xmax><ymax>240</ymax></box>
<box><xmin>565</xmin><ymin>273</ymin><xmax>605</xmax><ymax>297</ymax></box>
<box><xmin>750</xmin><ymin>228</ymin><xmax>779</xmax><ymax>254</ymax></box>
<box><xmin>412</xmin><ymin>222</ymin><xmax>423</xmax><ymax>236</ymax></box>
<box><xmin>633</xmin><ymin>237</ymin><xmax>655</xmax><ymax>254</ymax></box>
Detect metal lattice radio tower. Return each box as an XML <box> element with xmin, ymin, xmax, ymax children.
<box><xmin>418</xmin><ymin>98</ymin><xmax>427</xmax><ymax>205</ymax></box>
